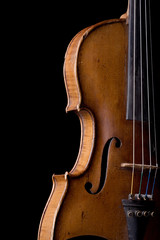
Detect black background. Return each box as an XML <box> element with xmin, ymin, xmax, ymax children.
<box><xmin>6</xmin><ymin>1</ymin><xmax>159</xmax><ymax>239</ymax></box>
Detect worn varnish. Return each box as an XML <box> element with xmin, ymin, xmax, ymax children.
<box><xmin>38</xmin><ymin>7</ymin><xmax>160</xmax><ymax>240</ymax></box>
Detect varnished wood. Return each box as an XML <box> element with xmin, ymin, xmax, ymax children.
<box><xmin>38</xmin><ymin>174</ymin><xmax>68</xmax><ymax>240</ymax></box>
<box><xmin>38</xmin><ymin>16</ymin><xmax>160</xmax><ymax>240</ymax></box>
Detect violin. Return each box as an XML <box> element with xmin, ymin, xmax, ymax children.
<box><xmin>38</xmin><ymin>0</ymin><xmax>160</xmax><ymax>239</ymax></box>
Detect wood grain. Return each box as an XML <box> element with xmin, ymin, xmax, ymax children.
<box><xmin>38</xmin><ymin>17</ymin><xmax>160</xmax><ymax>240</ymax></box>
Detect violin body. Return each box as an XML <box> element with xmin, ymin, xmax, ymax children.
<box><xmin>38</xmin><ymin>18</ymin><xmax>160</xmax><ymax>240</ymax></box>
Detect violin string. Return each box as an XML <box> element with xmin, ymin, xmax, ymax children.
<box><xmin>144</xmin><ymin>0</ymin><xmax>152</xmax><ymax>197</ymax></box>
<box><xmin>148</xmin><ymin>0</ymin><xmax>158</xmax><ymax>197</ymax></box>
<box><xmin>130</xmin><ymin>0</ymin><xmax>136</xmax><ymax>197</ymax></box>
<box><xmin>139</xmin><ymin>0</ymin><xmax>144</xmax><ymax>196</ymax></box>
<box><xmin>151</xmin><ymin>169</ymin><xmax>158</xmax><ymax>196</ymax></box>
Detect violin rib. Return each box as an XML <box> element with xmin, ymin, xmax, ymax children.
<box><xmin>38</xmin><ymin>174</ymin><xmax>68</xmax><ymax>240</ymax></box>
<box><xmin>69</xmin><ymin>108</ymin><xmax>95</xmax><ymax>177</ymax></box>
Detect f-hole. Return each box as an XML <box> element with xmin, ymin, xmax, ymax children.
<box><xmin>67</xmin><ymin>236</ymin><xmax>107</xmax><ymax>240</ymax></box>
<box><xmin>85</xmin><ymin>137</ymin><xmax>121</xmax><ymax>194</ymax></box>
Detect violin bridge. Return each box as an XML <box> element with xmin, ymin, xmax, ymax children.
<box><xmin>121</xmin><ymin>163</ymin><xmax>159</xmax><ymax>170</ymax></box>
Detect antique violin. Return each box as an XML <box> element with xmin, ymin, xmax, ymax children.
<box><xmin>38</xmin><ymin>0</ymin><xmax>160</xmax><ymax>239</ymax></box>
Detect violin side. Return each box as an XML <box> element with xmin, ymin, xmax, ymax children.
<box><xmin>38</xmin><ymin>174</ymin><xmax>68</xmax><ymax>240</ymax></box>
<box><xmin>38</xmin><ymin>18</ymin><xmax>128</xmax><ymax>240</ymax></box>
<box><xmin>38</xmin><ymin>16</ymin><xmax>160</xmax><ymax>240</ymax></box>
<box><xmin>38</xmin><ymin>21</ymin><xmax>98</xmax><ymax>240</ymax></box>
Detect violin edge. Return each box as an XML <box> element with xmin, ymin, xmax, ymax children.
<box><xmin>37</xmin><ymin>174</ymin><xmax>68</xmax><ymax>240</ymax></box>
<box><xmin>69</xmin><ymin>108</ymin><xmax>95</xmax><ymax>177</ymax></box>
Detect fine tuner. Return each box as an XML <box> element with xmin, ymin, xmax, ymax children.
<box><xmin>127</xmin><ymin>210</ymin><xmax>155</xmax><ymax>218</ymax></box>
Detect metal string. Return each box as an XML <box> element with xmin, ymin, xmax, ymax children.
<box><xmin>139</xmin><ymin>0</ymin><xmax>144</xmax><ymax>196</ymax></box>
<box><xmin>148</xmin><ymin>0</ymin><xmax>158</xmax><ymax>197</ymax></box>
<box><xmin>130</xmin><ymin>0</ymin><xmax>157</xmax><ymax>198</ymax></box>
<box><xmin>144</xmin><ymin>0</ymin><xmax>152</xmax><ymax>197</ymax></box>
<box><xmin>130</xmin><ymin>0</ymin><xmax>136</xmax><ymax>196</ymax></box>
